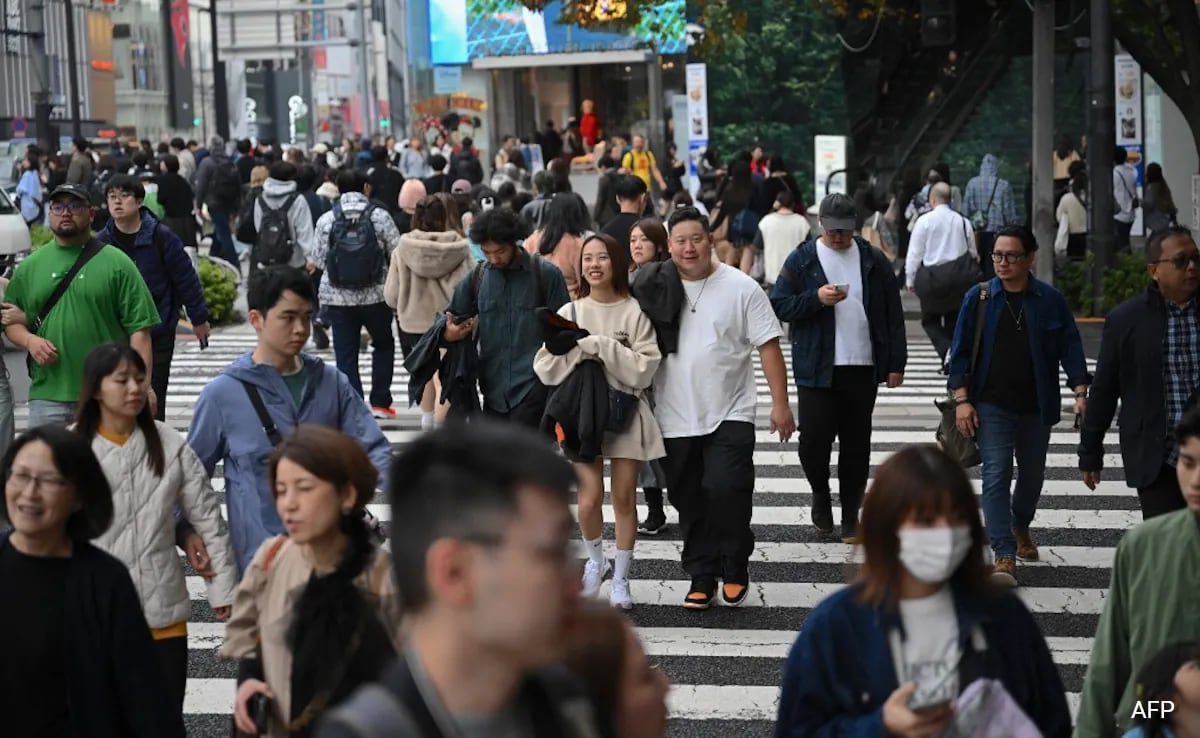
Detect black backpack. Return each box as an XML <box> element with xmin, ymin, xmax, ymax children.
<box><xmin>210</xmin><ymin>159</ymin><xmax>242</xmax><ymax>210</ymax></box>
<box><xmin>327</xmin><ymin>203</ymin><xmax>385</xmax><ymax>289</ymax></box>
<box><xmin>252</xmin><ymin>193</ymin><xmax>299</xmax><ymax>267</ymax></box>
<box><xmin>235</xmin><ymin>187</ymin><xmax>258</xmax><ymax>244</ymax></box>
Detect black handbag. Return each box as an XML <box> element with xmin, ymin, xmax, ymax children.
<box><xmin>935</xmin><ymin>282</ymin><xmax>989</xmax><ymax>468</ymax></box>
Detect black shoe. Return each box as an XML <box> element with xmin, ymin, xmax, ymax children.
<box><xmin>312</xmin><ymin>323</ymin><xmax>330</xmax><ymax>351</ymax></box>
<box><xmin>841</xmin><ymin>520</ymin><xmax>861</xmax><ymax>545</ymax></box>
<box><xmin>683</xmin><ymin>577</ymin><xmax>717</xmax><ymax>610</ymax></box>
<box><xmin>811</xmin><ymin>491</ymin><xmax>835</xmax><ymax>536</ymax></box>
<box><xmin>638</xmin><ymin>508</ymin><xmax>667</xmax><ymax>535</ymax></box>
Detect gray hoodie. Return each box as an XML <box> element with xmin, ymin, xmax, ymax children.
<box><xmin>253</xmin><ymin>177</ymin><xmax>315</xmax><ymax>267</ymax></box>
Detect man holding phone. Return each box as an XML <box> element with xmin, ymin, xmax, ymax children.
<box><xmin>771</xmin><ymin>192</ymin><xmax>908</xmax><ymax>543</ymax></box>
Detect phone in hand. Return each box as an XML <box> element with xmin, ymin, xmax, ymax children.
<box><xmin>451</xmin><ymin>312</ymin><xmax>474</xmax><ymax>325</ymax></box>
<box><xmin>908</xmin><ymin>692</ymin><xmax>953</xmax><ymax>714</ymax></box>
<box><xmin>833</xmin><ymin>283</ymin><xmax>850</xmax><ymax>294</ymax></box>
<box><xmin>248</xmin><ymin>692</ymin><xmax>271</xmax><ymax>735</ymax></box>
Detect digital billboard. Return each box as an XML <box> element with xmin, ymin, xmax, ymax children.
<box><xmin>429</xmin><ymin>0</ymin><xmax>685</xmax><ymax>65</ymax></box>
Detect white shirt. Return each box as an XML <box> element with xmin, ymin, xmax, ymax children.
<box><xmin>758</xmin><ymin>211</ymin><xmax>811</xmax><ymax>285</ymax></box>
<box><xmin>816</xmin><ymin>240</ymin><xmax>873</xmax><ymax>366</ymax></box>
<box><xmin>905</xmin><ymin>204</ymin><xmax>977</xmax><ymax>289</ymax></box>
<box><xmin>1113</xmin><ymin>164</ymin><xmax>1138</xmax><ymax>223</ymax></box>
<box><xmin>896</xmin><ymin>588</ymin><xmax>961</xmax><ymax>710</ymax></box>
<box><xmin>654</xmin><ymin>264</ymin><xmax>782</xmax><ymax>438</ymax></box>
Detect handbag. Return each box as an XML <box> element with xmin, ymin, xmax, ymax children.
<box><xmin>934</xmin><ymin>282</ymin><xmax>989</xmax><ymax>467</ymax></box>
<box><xmin>570</xmin><ymin>302</ymin><xmax>639</xmax><ymax>434</ymax></box>
<box><xmin>970</xmin><ymin>178</ymin><xmax>1000</xmax><ymax>231</ymax></box>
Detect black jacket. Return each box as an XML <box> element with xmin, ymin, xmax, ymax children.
<box><xmin>541</xmin><ymin>360</ymin><xmax>609</xmax><ymax>462</ymax></box>
<box><xmin>630</xmin><ymin>260</ymin><xmax>684</xmax><ymax>355</ymax></box>
<box><xmin>0</xmin><ymin>532</ymin><xmax>186</xmax><ymax>738</ymax></box>
<box><xmin>368</xmin><ymin>164</ymin><xmax>405</xmax><ymax>215</ymax></box>
<box><xmin>1080</xmin><ymin>284</ymin><xmax>1198</xmax><ymax>487</ymax></box>
<box><xmin>403</xmin><ymin>314</ymin><xmax>481</xmax><ymax>419</ymax></box>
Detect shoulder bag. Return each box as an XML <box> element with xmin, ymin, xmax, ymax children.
<box><xmin>572</xmin><ymin>302</ymin><xmax>638</xmax><ymax>433</ymax></box>
<box><xmin>934</xmin><ymin>283</ymin><xmax>989</xmax><ymax>467</ymax></box>
<box><xmin>24</xmin><ymin>237</ymin><xmax>105</xmax><ymax>376</ymax></box>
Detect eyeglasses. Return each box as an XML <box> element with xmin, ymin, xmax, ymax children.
<box><xmin>106</xmin><ymin>191</ymin><xmax>135</xmax><ymax>203</ymax></box>
<box><xmin>1153</xmin><ymin>253</ymin><xmax>1200</xmax><ymax>270</ymax></box>
<box><xmin>991</xmin><ymin>251</ymin><xmax>1027</xmax><ymax>264</ymax></box>
<box><xmin>48</xmin><ymin>201</ymin><xmax>90</xmax><ymax>216</ymax></box>
<box><xmin>6</xmin><ymin>469</ymin><xmax>68</xmax><ymax>493</ymax></box>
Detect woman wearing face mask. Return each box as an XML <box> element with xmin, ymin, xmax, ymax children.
<box><xmin>1124</xmin><ymin>642</ymin><xmax>1200</xmax><ymax>738</ymax></box>
<box><xmin>562</xmin><ymin>601</ymin><xmax>671</xmax><ymax>738</ymax></box>
<box><xmin>775</xmin><ymin>445</ymin><xmax>1071</xmax><ymax>738</ymax></box>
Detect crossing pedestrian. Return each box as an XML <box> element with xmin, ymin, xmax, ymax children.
<box><xmin>1081</xmin><ymin>226</ymin><xmax>1199</xmax><ymax>520</ymax></box>
<box><xmin>963</xmin><ymin>154</ymin><xmax>1018</xmax><ymax>279</ymax></box>
<box><xmin>385</xmin><ymin>193</ymin><xmax>472</xmax><ymax>430</ymax></box>
<box><xmin>754</xmin><ymin>189</ymin><xmax>810</xmax><ymax>288</ymax></box>
<box><xmin>0</xmin><ymin>426</ymin><xmax>186</xmax><ymax>738</ymax></box>
<box><xmin>947</xmin><ymin>225</ymin><xmax>1090</xmax><ymax>587</ymax></box>
<box><xmin>1076</xmin><ymin>405</ymin><xmax>1200</xmax><ymax>738</ymax></box>
<box><xmin>3</xmin><ymin>184</ymin><xmax>160</xmax><ymax>428</ymax></box>
<box><xmin>311</xmin><ymin>168</ymin><xmax>402</xmax><ymax>420</ymax></box>
<box><xmin>194</xmin><ymin>135</ymin><xmax>242</xmax><ymax>266</ymax></box>
<box><xmin>98</xmin><ymin>173</ymin><xmax>212</xmax><ymax>421</ymax></box>
<box><xmin>651</xmin><ymin>206</ymin><xmax>794</xmax><ymax>610</ymax></box>
<box><xmin>442</xmin><ymin>207</ymin><xmax>570</xmax><ymax>429</ymax></box>
<box><xmin>252</xmin><ymin>162</ymin><xmax>315</xmax><ymax>273</ymax></box>
<box><xmin>771</xmin><ymin>192</ymin><xmax>907</xmax><ymax>543</ymax></box>
<box><xmin>1113</xmin><ymin>147</ymin><xmax>1139</xmax><ymax>253</ymax></box>
<box><xmin>775</xmin><ymin>445</ymin><xmax>1071</xmax><ymax>738</ymax></box>
<box><xmin>74</xmin><ymin>342</ymin><xmax>237</xmax><ymax>714</ymax></box>
<box><xmin>317</xmin><ymin>422</ymin><xmax>602</xmax><ymax>738</ymax></box>
<box><xmin>601</xmin><ymin>175</ymin><xmax>650</xmax><ymax>260</ymax></box>
<box><xmin>535</xmin><ymin>232</ymin><xmax>665</xmax><ymax>610</ymax></box>
<box><xmin>222</xmin><ymin>425</ymin><xmax>402</xmax><ymax>738</ymax></box>
<box><xmin>184</xmin><ymin>266</ymin><xmax>392</xmax><ymax>572</ymax></box>
<box><xmin>525</xmin><ymin>192</ymin><xmax>593</xmax><ymax>300</ymax></box>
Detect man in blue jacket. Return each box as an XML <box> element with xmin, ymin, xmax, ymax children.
<box><xmin>771</xmin><ymin>193</ymin><xmax>907</xmax><ymax>543</ymax></box>
<box><xmin>947</xmin><ymin>225</ymin><xmax>1090</xmax><ymax>587</ymax></box>
<box><xmin>183</xmin><ymin>266</ymin><xmax>392</xmax><ymax>572</ymax></box>
<box><xmin>99</xmin><ymin>174</ymin><xmax>211</xmax><ymax>420</ymax></box>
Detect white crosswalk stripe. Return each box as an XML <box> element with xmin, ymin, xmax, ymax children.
<box><xmin>78</xmin><ymin>333</ymin><xmax>1116</xmax><ymax>736</ymax></box>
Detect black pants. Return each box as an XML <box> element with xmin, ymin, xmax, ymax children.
<box><xmin>920</xmin><ymin>309</ymin><xmax>958</xmax><ymax>364</ymax></box>
<box><xmin>1138</xmin><ymin>464</ymin><xmax>1187</xmax><ymax>520</ymax></box>
<box><xmin>977</xmin><ymin>231</ymin><xmax>997</xmax><ymax>279</ymax></box>
<box><xmin>154</xmin><ymin>635</ymin><xmax>188</xmax><ymax>715</ymax></box>
<box><xmin>326</xmin><ymin>302</ymin><xmax>395</xmax><ymax>409</ymax></box>
<box><xmin>151</xmin><ymin>330</ymin><xmax>176</xmax><ymax>422</ymax></box>
<box><xmin>483</xmin><ymin>382</ymin><xmax>549</xmax><ymax>432</ymax></box>
<box><xmin>661</xmin><ymin>421</ymin><xmax>756</xmax><ymax>583</ymax></box>
<box><xmin>796</xmin><ymin>366</ymin><xmax>878</xmax><ymax>534</ymax></box>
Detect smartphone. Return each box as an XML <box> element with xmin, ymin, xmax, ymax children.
<box><xmin>833</xmin><ymin>283</ymin><xmax>849</xmax><ymax>293</ymax></box>
<box><xmin>908</xmin><ymin>693</ymin><xmax>953</xmax><ymax>713</ymax></box>
<box><xmin>248</xmin><ymin>692</ymin><xmax>271</xmax><ymax>735</ymax></box>
<box><xmin>451</xmin><ymin>313</ymin><xmax>473</xmax><ymax>325</ymax></box>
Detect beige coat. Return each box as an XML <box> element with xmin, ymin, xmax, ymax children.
<box><xmin>384</xmin><ymin>229</ymin><xmax>473</xmax><ymax>334</ymax></box>
<box><xmin>219</xmin><ymin>536</ymin><xmax>404</xmax><ymax>738</ymax></box>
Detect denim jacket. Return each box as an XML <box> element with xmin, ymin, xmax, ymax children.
<box><xmin>947</xmin><ymin>276</ymin><xmax>1091</xmax><ymax>425</ymax></box>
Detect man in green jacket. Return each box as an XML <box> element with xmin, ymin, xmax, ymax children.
<box><xmin>1075</xmin><ymin>404</ymin><xmax>1200</xmax><ymax>737</ymax></box>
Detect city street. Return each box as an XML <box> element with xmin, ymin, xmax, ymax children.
<box><xmin>16</xmin><ymin>317</ymin><xmax>1113</xmax><ymax>738</ymax></box>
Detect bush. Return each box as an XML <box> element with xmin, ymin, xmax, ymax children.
<box><xmin>29</xmin><ymin>224</ymin><xmax>51</xmax><ymax>249</ymax></box>
<box><xmin>198</xmin><ymin>259</ymin><xmax>239</xmax><ymax>324</ymax></box>
<box><xmin>1055</xmin><ymin>251</ymin><xmax>1150</xmax><ymax>317</ymax></box>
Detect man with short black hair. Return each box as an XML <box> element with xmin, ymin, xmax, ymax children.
<box><xmin>312</xmin><ymin>168</ymin><xmax>401</xmax><ymax>418</ymax></box>
<box><xmin>600</xmin><ymin>174</ymin><xmax>648</xmax><ymax>258</ymax></box>
<box><xmin>194</xmin><ymin>135</ymin><xmax>241</xmax><ymax>265</ymax></box>
<box><xmin>185</xmin><ymin>265</ymin><xmax>392</xmax><ymax>572</ymax></box>
<box><xmin>443</xmin><ymin>208</ymin><xmax>569</xmax><ymax>428</ymax></box>
<box><xmin>318</xmin><ymin>422</ymin><xmax>598</xmax><ymax>738</ymax></box>
<box><xmin>170</xmin><ymin>137</ymin><xmax>196</xmax><ymax>182</ymax></box>
<box><xmin>1080</xmin><ymin>225</ymin><xmax>1200</xmax><ymax>519</ymax></box>
<box><xmin>368</xmin><ymin>145</ymin><xmax>405</xmax><ymax>223</ymax></box>
<box><xmin>97</xmin><ymin>174</ymin><xmax>211</xmax><ymax>420</ymax></box>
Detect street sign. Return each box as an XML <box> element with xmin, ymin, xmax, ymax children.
<box><xmin>11</xmin><ymin>118</ymin><xmax>27</xmax><ymax>135</ymax></box>
<box><xmin>434</xmin><ymin>66</ymin><xmax>462</xmax><ymax>95</ymax></box>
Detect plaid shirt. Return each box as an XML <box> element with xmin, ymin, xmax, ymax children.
<box><xmin>962</xmin><ymin>176</ymin><xmax>1018</xmax><ymax>232</ymax></box>
<box><xmin>1163</xmin><ymin>298</ymin><xmax>1200</xmax><ymax>466</ymax></box>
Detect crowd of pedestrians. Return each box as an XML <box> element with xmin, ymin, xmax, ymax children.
<box><xmin>1</xmin><ymin>131</ymin><xmax>1199</xmax><ymax>738</ymax></box>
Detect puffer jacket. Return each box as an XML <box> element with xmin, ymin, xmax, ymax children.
<box><xmin>384</xmin><ymin>228</ymin><xmax>473</xmax><ymax>334</ymax></box>
<box><xmin>90</xmin><ymin>422</ymin><xmax>238</xmax><ymax>628</ymax></box>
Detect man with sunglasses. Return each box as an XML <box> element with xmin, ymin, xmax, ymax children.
<box><xmin>1079</xmin><ymin>226</ymin><xmax>1200</xmax><ymax>519</ymax></box>
<box><xmin>947</xmin><ymin>225</ymin><xmax>1090</xmax><ymax>587</ymax></box>
<box><xmin>3</xmin><ymin>185</ymin><xmax>159</xmax><ymax>428</ymax></box>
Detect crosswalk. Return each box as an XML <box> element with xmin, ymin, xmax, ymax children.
<box><xmin>58</xmin><ymin>330</ymin><xmax>1121</xmax><ymax>737</ymax></box>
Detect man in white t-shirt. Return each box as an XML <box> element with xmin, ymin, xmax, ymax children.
<box><xmin>654</xmin><ymin>207</ymin><xmax>796</xmax><ymax>611</ymax></box>
<box><xmin>771</xmin><ymin>193</ymin><xmax>907</xmax><ymax>543</ymax></box>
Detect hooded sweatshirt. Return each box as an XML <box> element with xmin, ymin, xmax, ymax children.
<box><xmin>964</xmin><ymin>154</ymin><xmax>1018</xmax><ymax>232</ymax></box>
<box><xmin>186</xmin><ymin>352</ymin><xmax>393</xmax><ymax>572</ymax></box>
<box><xmin>253</xmin><ymin>177</ymin><xmax>315</xmax><ymax>267</ymax></box>
<box><xmin>384</xmin><ymin>228</ymin><xmax>473</xmax><ymax>334</ymax></box>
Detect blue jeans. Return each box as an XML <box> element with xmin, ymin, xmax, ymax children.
<box><xmin>975</xmin><ymin>402</ymin><xmax>1052</xmax><ymax>558</ymax></box>
<box><xmin>27</xmin><ymin>399</ymin><xmax>76</xmax><ymax>429</ymax></box>
<box><xmin>209</xmin><ymin>208</ymin><xmax>239</xmax><ymax>265</ymax></box>
<box><xmin>326</xmin><ymin>302</ymin><xmax>394</xmax><ymax>409</ymax></box>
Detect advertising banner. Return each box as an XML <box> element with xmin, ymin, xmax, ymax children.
<box><xmin>685</xmin><ymin>62</ymin><xmax>708</xmax><ymax>189</ymax></box>
<box><xmin>814</xmin><ymin>135</ymin><xmax>847</xmax><ymax>201</ymax></box>
<box><xmin>1115</xmin><ymin>53</ymin><xmax>1144</xmax><ymax>234</ymax></box>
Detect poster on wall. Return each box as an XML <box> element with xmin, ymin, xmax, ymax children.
<box><xmin>1115</xmin><ymin>53</ymin><xmax>1144</xmax><ymax>234</ymax></box>
<box><xmin>162</xmin><ymin>0</ymin><xmax>195</xmax><ymax>129</ymax></box>
<box><xmin>685</xmin><ymin>62</ymin><xmax>708</xmax><ymax>189</ymax></box>
<box><xmin>814</xmin><ymin>135</ymin><xmax>847</xmax><ymax>201</ymax></box>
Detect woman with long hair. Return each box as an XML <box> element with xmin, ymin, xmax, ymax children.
<box><xmin>222</xmin><ymin>425</ymin><xmax>403</xmax><ymax>738</ymax></box>
<box><xmin>534</xmin><ymin>233</ymin><xmax>665</xmax><ymax>610</ymax></box>
<box><xmin>776</xmin><ymin>445</ymin><xmax>1071</xmax><ymax>737</ymax></box>
<box><xmin>0</xmin><ymin>426</ymin><xmax>186</xmax><ymax>737</ymax></box>
<box><xmin>1123</xmin><ymin>641</ymin><xmax>1200</xmax><ymax>738</ymax></box>
<box><xmin>1143</xmin><ymin>163</ymin><xmax>1178</xmax><ymax>236</ymax></box>
<box><xmin>525</xmin><ymin>192</ymin><xmax>593</xmax><ymax>299</ymax></box>
<box><xmin>1056</xmin><ymin>172</ymin><xmax>1089</xmax><ymax>262</ymax></box>
<box><xmin>710</xmin><ymin>159</ymin><xmax>759</xmax><ymax>271</ymax></box>
<box><xmin>384</xmin><ymin>194</ymin><xmax>473</xmax><ymax>430</ymax></box>
<box><xmin>74</xmin><ymin>343</ymin><xmax>238</xmax><ymax>714</ymax></box>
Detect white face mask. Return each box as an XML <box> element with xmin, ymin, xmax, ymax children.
<box><xmin>897</xmin><ymin>526</ymin><xmax>972</xmax><ymax>584</ymax></box>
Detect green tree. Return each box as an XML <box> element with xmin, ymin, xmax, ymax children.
<box><xmin>1113</xmin><ymin>1</ymin><xmax>1200</xmax><ymax>172</ymax></box>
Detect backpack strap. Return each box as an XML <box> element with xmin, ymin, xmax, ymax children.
<box><xmin>260</xmin><ymin>535</ymin><xmax>288</xmax><ymax>574</ymax></box>
<box><xmin>968</xmin><ymin>282</ymin><xmax>990</xmax><ymax>377</ymax></box>
<box><xmin>239</xmin><ymin>380</ymin><xmax>284</xmax><ymax>447</ymax></box>
<box><xmin>469</xmin><ymin>260</ymin><xmax>486</xmax><ymax>316</ymax></box>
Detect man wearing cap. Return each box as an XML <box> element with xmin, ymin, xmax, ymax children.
<box><xmin>3</xmin><ymin>185</ymin><xmax>160</xmax><ymax>428</ymax></box>
<box><xmin>771</xmin><ymin>192</ymin><xmax>907</xmax><ymax>543</ymax></box>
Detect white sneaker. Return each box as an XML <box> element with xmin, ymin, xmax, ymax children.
<box><xmin>581</xmin><ymin>558</ymin><xmax>611</xmax><ymax>598</ymax></box>
<box><xmin>609</xmin><ymin>578</ymin><xmax>633</xmax><ymax>610</ymax></box>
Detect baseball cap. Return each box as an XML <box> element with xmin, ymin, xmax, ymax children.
<box><xmin>451</xmin><ymin>179</ymin><xmax>472</xmax><ymax>194</ymax></box>
<box><xmin>48</xmin><ymin>184</ymin><xmax>92</xmax><ymax>204</ymax></box>
<box><xmin>818</xmin><ymin>192</ymin><xmax>858</xmax><ymax>232</ymax></box>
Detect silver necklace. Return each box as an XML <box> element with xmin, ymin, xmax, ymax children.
<box><xmin>1005</xmin><ymin>300</ymin><xmax>1024</xmax><ymax>331</ymax></box>
<box><xmin>684</xmin><ymin>276</ymin><xmax>711</xmax><ymax>313</ymax></box>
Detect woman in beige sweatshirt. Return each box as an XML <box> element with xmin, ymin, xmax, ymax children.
<box><xmin>384</xmin><ymin>194</ymin><xmax>473</xmax><ymax>429</ymax></box>
<box><xmin>523</xmin><ymin>192</ymin><xmax>592</xmax><ymax>299</ymax></box>
<box><xmin>534</xmin><ymin>233</ymin><xmax>665</xmax><ymax>611</ymax></box>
